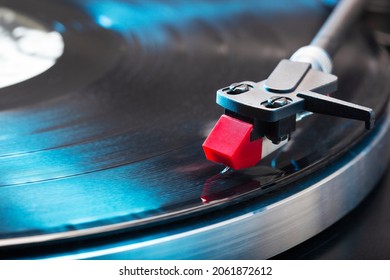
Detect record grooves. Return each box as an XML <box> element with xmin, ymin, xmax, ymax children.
<box><xmin>0</xmin><ymin>0</ymin><xmax>389</xmax><ymax>259</ymax></box>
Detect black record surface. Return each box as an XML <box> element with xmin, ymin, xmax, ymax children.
<box><xmin>0</xmin><ymin>0</ymin><xmax>389</xmax><ymax>256</ymax></box>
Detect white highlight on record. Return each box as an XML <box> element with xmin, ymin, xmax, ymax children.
<box><xmin>0</xmin><ymin>7</ymin><xmax>64</xmax><ymax>89</ymax></box>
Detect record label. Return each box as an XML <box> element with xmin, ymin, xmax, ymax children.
<box><xmin>0</xmin><ymin>7</ymin><xmax>64</xmax><ymax>88</ymax></box>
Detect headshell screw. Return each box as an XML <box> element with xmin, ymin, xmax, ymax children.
<box><xmin>226</xmin><ymin>83</ymin><xmax>252</xmax><ymax>95</ymax></box>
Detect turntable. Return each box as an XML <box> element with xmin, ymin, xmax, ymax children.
<box><xmin>0</xmin><ymin>0</ymin><xmax>389</xmax><ymax>259</ymax></box>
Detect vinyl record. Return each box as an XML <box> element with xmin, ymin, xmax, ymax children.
<box><xmin>0</xmin><ymin>0</ymin><xmax>389</xmax><ymax>259</ymax></box>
